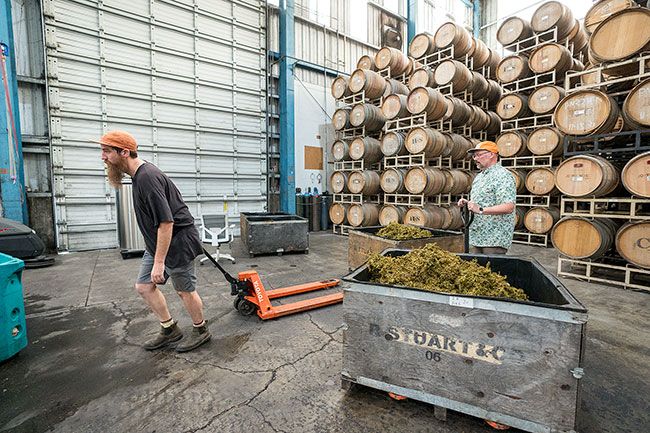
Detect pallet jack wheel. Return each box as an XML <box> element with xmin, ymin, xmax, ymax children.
<box><xmin>234</xmin><ymin>297</ymin><xmax>257</xmax><ymax>316</ymax></box>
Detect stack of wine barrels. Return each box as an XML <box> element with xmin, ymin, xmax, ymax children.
<box><xmin>329</xmin><ymin>46</ymin><xmax>416</xmax><ymax>229</ymax></box>
<box><xmin>492</xmin><ymin>0</ymin><xmax>592</xmax><ymax>239</ymax></box>
<box><xmin>546</xmin><ymin>1</ymin><xmax>650</xmax><ymax>280</ymax></box>
<box><xmin>329</xmin><ymin>21</ymin><xmax>508</xmax><ymax>230</ymax></box>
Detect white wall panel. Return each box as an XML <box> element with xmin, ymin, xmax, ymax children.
<box><xmin>45</xmin><ymin>0</ymin><xmax>266</xmax><ymax>250</ymax></box>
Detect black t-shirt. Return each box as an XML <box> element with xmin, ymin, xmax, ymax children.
<box><xmin>131</xmin><ymin>162</ymin><xmax>203</xmax><ymax>268</ymax></box>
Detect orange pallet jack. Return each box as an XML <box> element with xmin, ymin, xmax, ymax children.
<box><xmin>202</xmin><ymin>248</ymin><xmax>342</xmax><ymax>320</ymax></box>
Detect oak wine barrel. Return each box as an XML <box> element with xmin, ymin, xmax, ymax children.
<box><xmin>529</xmin><ymin>43</ymin><xmax>575</xmax><ymax>77</ymax></box>
<box><xmin>380</xmin><ymin>168</ymin><xmax>407</xmax><ymax>193</ymax></box>
<box><xmin>405</xmin><ymin>127</ymin><xmax>448</xmax><ymax>157</ymax></box>
<box><xmin>383</xmin><ymin>78</ymin><xmax>410</xmax><ymax>97</ymax></box>
<box><xmin>485</xmin><ymin>49</ymin><xmax>501</xmax><ymax>80</ymax></box>
<box><xmin>531</xmin><ymin>1</ymin><xmax>575</xmax><ymax>41</ymax></box>
<box><xmin>379</xmin><ymin>205</ymin><xmax>408</xmax><ymax>226</ymax></box>
<box><xmin>350</xmin><ymin>103</ymin><xmax>386</xmax><ymax>131</ymax></box>
<box><xmin>497</xmin><ymin>16</ymin><xmax>534</xmax><ymax>47</ymax></box>
<box><xmin>349</xmin><ymin>69</ymin><xmax>387</xmax><ymax>99</ymax></box>
<box><xmin>347</xmin><ymin>203</ymin><xmax>380</xmax><ymax>227</ymax></box>
<box><xmin>329</xmin><ymin>203</ymin><xmax>349</xmax><ymax>225</ymax></box>
<box><xmin>434</xmin><ymin>60</ymin><xmax>474</xmax><ymax>92</ymax></box>
<box><xmin>589</xmin><ymin>8</ymin><xmax>650</xmax><ymax>63</ymax></box>
<box><xmin>331</xmin><ymin>76</ymin><xmax>351</xmax><ymax>100</ymax></box>
<box><xmin>404</xmin><ymin>205</ymin><xmax>447</xmax><ymax>229</ymax></box>
<box><xmin>487</xmin><ymin>79</ymin><xmax>503</xmax><ymax>104</ymax></box>
<box><xmin>407</xmin><ymin>87</ymin><xmax>447</xmax><ymax>120</ymax></box>
<box><xmin>622</xmin><ymin>78</ymin><xmax>650</xmax><ymax>129</ymax></box>
<box><xmin>332</xmin><ymin>108</ymin><xmax>351</xmax><ymax>130</ymax></box>
<box><xmin>467</xmin><ymin>105</ymin><xmax>491</xmax><ymax>130</ymax></box>
<box><xmin>409</xmin><ymin>32</ymin><xmax>437</xmax><ymax>59</ymax></box>
<box><xmin>554</xmin><ymin>90</ymin><xmax>620</xmax><ymax>136</ymax></box>
<box><xmin>552</xmin><ymin>217</ymin><xmax>618</xmax><ymax>259</ymax></box>
<box><xmin>441</xmin><ymin>205</ymin><xmax>464</xmax><ymax>230</ymax></box>
<box><xmin>349</xmin><ymin>137</ymin><xmax>383</xmax><ymax>164</ymax></box>
<box><xmin>443</xmin><ymin>169</ymin><xmax>473</xmax><ymax>194</ymax></box>
<box><xmin>526</xmin><ymin>167</ymin><xmax>559</xmax><ymax>195</ymax></box>
<box><xmin>555</xmin><ymin>155</ymin><xmax>620</xmax><ymax>197</ymax></box>
<box><xmin>347</xmin><ymin>170</ymin><xmax>381</xmax><ymax>195</ymax></box>
<box><xmin>443</xmin><ymin>96</ymin><xmax>472</xmax><ymax>126</ymax></box>
<box><xmin>330</xmin><ymin>171</ymin><xmax>349</xmax><ymax>193</ymax></box>
<box><xmin>527</xmin><ymin>127</ymin><xmax>564</xmax><ymax>156</ymax></box>
<box><xmin>357</xmin><ymin>55</ymin><xmax>378</xmax><ymax>71</ymax></box>
<box><xmin>529</xmin><ymin>85</ymin><xmax>565</xmax><ymax>115</ymax></box>
<box><xmin>331</xmin><ymin>140</ymin><xmax>351</xmax><ymax>162</ymax></box>
<box><xmin>496</xmin><ymin>55</ymin><xmax>531</xmax><ymax>84</ymax></box>
<box><xmin>444</xmin><ymin>133</ymin><xmax>472</xmax><ymax>161</ymax></box>
<box><xmin>470</xmin><ymin>71</ymin><xmax>490</xmax><ymax>100</ymax></box>
<box><xmin>507</xmin><ymin>168</ymin><xmax>528</xmax><ymax>194</ymax></box>
<box><xmin>435</xmin><ymin>22</ymin><xmax>474</xmax><ymax>58</ymax></box>
<box><xmin>382</xmin><ymin>94</ymin><xmax>410</xmax><ymax>120</ymax></box>
<box><xmin>470</xmin><ymin>38</ymin><xmax>491</xmax><ymax>69</ymax></box>
<box><xmin>524</xmin><ymin>207</ymin><xmax>560</xmax><ymax>234</ymax></box>
<box><xmin>585</xmin><ymin>0</ymin><xmax>638</xmax><ymax>34</ymax></box>
<box><xmin>496</xmin><ymin>131</ymin><xmax>529</xmax><ymax>157</ymax></box>
<box><xmin>381</xmin><ymin>132</ymin><xmax>408</xmax><ymax>157</ymax></box>
<box><xmin>567</xmin><ymin>20</ymin><xmax>589</xmax><ymax>56</ymax></box>
<box><xmin>408</xmin><ymin>67</ymin><xmax>436</xmax><ymax>91</ymax></box>
<box><xmin>375</xmin><ymin>47</ymin><xmax>411</xmax><ymax>76</ymax></box>
<box><xmin>405</xmin><ymin>167</ymin><xmax>447</xmax><ymax>195</ymax></box>
<box><xmin>514</xmin><ymin>207</ymin><xmax>526</xmax><ymax>230</ymax></box>
<box><xmin>486</xmin><ymin>111</ymin><xmax>502</xmax><ymax>135</ymax></box>
<box><xmin>496</xmin><ymin>94</ymin><xmax>531</xmax><ymax>120</ymax></box>
<box><xmin>616</xmin><ymin>222</ymin><xmax>650</xmax><ymax>268</ymax></box>
<box><xmin>621</xmin><ymin>151</ymin><xmax>650</xmax><ymax>197</ymax></box>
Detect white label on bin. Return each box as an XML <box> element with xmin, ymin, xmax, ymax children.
<box><xmin>449</xmin><ymin>296</ymin><xmax>474</xmax><ymax>308</ymax></box>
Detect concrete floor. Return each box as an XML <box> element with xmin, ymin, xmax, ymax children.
<box><xmin>0</xmin><ymin>232</ymin><xmax>648</xmax><ymax>433</ymax></box>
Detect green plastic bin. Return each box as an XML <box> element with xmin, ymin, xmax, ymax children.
<box><xmin>0</xmin><ymin>253</ymin><xmax>27</xmax><ymax>362</ymax></box>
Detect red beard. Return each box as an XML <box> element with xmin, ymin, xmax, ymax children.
<box><xmin>105</xmin><ymin>159</ymin><xmax>129</xmax><ymax>188</ymax></box>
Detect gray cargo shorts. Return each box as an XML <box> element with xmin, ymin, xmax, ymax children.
<box><xmin>136</xmin><ymin>250</ymin><xmax>197</xmax><ymax>292</ymax></box>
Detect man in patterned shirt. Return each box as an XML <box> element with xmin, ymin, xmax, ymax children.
<box><xmin>458</xmin><ymin>141</ymin><xmax>516</xmax><ymax>254</ymax></box>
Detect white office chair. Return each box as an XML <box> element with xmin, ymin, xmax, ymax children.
<box><xmin>199</xmin><ymin>214</ymin><xmax>236</xmax><ymax>265</ymax></box>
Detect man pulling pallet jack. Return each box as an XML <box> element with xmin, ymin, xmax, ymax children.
<box><xmin>201</xmin><ymin>248</ymin><xmax>343</xmax><ymax>320</ymax></box>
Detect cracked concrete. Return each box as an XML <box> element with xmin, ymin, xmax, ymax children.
<box><xmin>1</xmin><ymin>233</ymin><xmax>648</xmax><ymax>433</ymax></box>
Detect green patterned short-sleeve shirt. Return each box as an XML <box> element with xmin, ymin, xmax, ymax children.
<box><xmin>469</xmin><ymin>162</ymin><xmax>516</xmax><ymax>249</ymax></box>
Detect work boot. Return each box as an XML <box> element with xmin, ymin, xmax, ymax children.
<box><xmin>143</xmin><ymin>323</ymin><xmax>183</xmax><ymax>350</ymax></box>
<box><xmin>175</xmin><ymin>323</ymin><xmax>211</xmax><ymax>353</ymax></box>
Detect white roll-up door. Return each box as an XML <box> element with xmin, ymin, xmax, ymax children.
<box><xmin>43</xmin><ymin>0</ymin><xmax>267</xmax><ymax>250</ymax></box>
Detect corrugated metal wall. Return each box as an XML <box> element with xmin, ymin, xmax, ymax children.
<box><xmin>268</xmin><ymin>7</ymin><xmax>380</xmax><ymax>83</ymax></box>
<box><xmin>43</xmin><ymin>0</ymin><xmax>267</xmax><ymax>250</ymax></box>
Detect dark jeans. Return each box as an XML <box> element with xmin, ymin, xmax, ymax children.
<box><xmin>469</xmin><ymin>246</ymin><xmax>507</xmax><ymax>255</ymax></box>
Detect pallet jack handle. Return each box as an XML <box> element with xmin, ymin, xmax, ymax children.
<box><xmin>460</xmin><ymin>204</ymin><xmax>474</xmax><ymax>254</ymax></box>
<box><xmin>201</xmin><ymin>248</ymin><xmax>249</xmax><ymax>296</ymax></box>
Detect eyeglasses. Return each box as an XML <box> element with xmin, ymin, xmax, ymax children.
<box><xmin>471</xmin><ymin>151</ymin><xmax>491</xmax><ymax>159</ymax></box>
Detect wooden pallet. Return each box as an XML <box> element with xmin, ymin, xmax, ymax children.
<box><xmin>560</xmin><ymin>197</ymin><xmax>650</xmax><ymax>220</ymax></box>
<box><xmin>557</xmin><ymin>257</ymin><xmax>650</xmax><ymax>292</ymax></box>
<box><xmin>512</xmin><ymin>231</ymin><xmax>549</xmax><ymax>247</ymax></box>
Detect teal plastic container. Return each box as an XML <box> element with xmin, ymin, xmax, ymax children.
<box><xmin>0</xmin><ymin>253</ymin><xmax>27</xmax><ymax>362</ymax></box>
